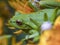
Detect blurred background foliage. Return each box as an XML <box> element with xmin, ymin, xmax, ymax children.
<box><xmin>0</xmin><ymin>0</ymin><xmax>26</xmax><ymax>45</ymax></box>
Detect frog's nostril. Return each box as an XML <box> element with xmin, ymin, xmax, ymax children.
<box><xmin>16</xmin><ymin>20</ymin><xmax>22</xmax><ymax>25</ymax></box>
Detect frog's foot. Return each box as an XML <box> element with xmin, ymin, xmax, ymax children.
<box><xmin>25</xmin><ymin>30</ymin><xmax>39</xmax><ymax>42</ymax></box>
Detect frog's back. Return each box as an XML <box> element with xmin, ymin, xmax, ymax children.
<box><xmin>28</xmin><ymin>9</ymin><xmax>56</xmax><ymax>24</ymax></box>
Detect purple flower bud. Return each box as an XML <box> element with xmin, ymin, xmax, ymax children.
<box><xmin>41</xmin><ymin>21</ymin><xmax>52</xmax><ymax>31</ymax></box>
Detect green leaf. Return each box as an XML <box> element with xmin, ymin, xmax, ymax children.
<box><xmin>39</xmin><ymin>1</ymin><xmax>60</xmax><ymax>8</ymax></box>
<box><xmin>28</xmin><ymin>2</ymin><xmax>40</xmax><ymax>11</ymax></box>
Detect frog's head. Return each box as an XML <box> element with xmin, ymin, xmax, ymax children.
<box><xmin>9</xmin><ymin>13</ymin><xmax>32</xmax><ymax>30</ymax></box>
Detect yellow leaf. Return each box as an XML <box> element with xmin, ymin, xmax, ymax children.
<box><xmin>54</xmin><ymin>16</ymin><xmax>60</xmax><ymax>27</ymax></box>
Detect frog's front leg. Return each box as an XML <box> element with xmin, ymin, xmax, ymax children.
<box><xmin>25</xmin><ymin>29</ymin><xmax>40</xmax><ymax>43</ymax></box>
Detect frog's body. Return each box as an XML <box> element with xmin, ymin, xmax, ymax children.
<box><xmin>9</xmin><ymin>9</ymin><xmax>58</xmax><ymax>31</ymax></box>
<box><xmin>9</xmin><ymin>8</ymin><xmax>59</xmax><ymax>42</ymax></box>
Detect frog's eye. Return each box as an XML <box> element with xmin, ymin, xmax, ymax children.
<box><xmin>16</xmin><ymin>20</ymin><xmax>23</xmax><ymax>25</ymax></box>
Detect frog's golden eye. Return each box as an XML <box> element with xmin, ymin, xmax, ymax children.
<box><xmin>16</xmin><ymin>20</ymin><xmax>23</xmax><ymax>25</ymax></box>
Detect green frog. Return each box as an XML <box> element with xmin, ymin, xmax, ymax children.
<box><xmin>9</xmin><ymin>8</ymin><xmax>59</xmax><ymax>42</ymax></box>
<box><xmin>8</xmin><ymin>0</ymin><xmax>60</xmax><ymax>43</ymax></box>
